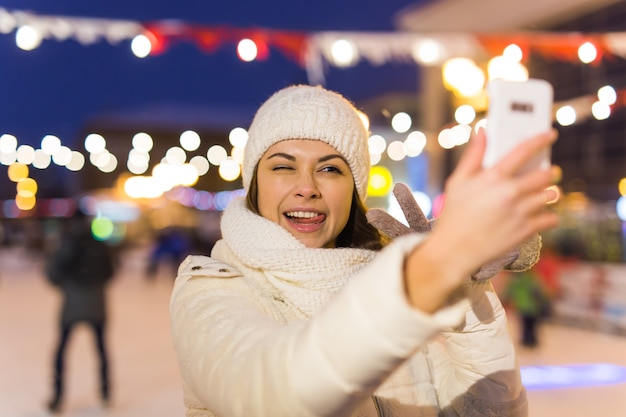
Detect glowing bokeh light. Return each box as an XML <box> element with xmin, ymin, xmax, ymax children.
<box><xmin>165</xmin><ymin>146</ymin><xmax>186</xmax><ymax>165</ymax></box>
<box><xmin>404</xmin><ymin>131</ymin><xmax>427</xmax><ymax>157</ymax></box>
<box><xmin>228</xmin><ymin>127</ymin><xmax>248</xmax><ymax>148</ymax></box>
<box><xmin>15</xmin><ymin>194</ymin><xmax>36</xmax><ymax>210</ymax></box>
<box><xmin>598</xmin><ymin>85</ymin><xmax>617</xmax><ymax>105</ymax></box>
<box><xmin>367</xmin><ymin>165</ymin><xmax>393</xmax><ymax>197</ymax></box>
<box><xmin>52</xmin><ymin>146</ymin><xmax>72</xmax><ymax>166</ymax></box>
<box><xmin>411</xmin><ymin>39</ymin><xmax>442</xmax><ymax>64</ymax></box>
<box><xmin>591</xmin><ymin>101</ymin><xmax>611</xmax><ymax>120</ymax></box>
<box><xmin>556</xmin><ymin>105</ymin><xmax>577</xmax><ymax>126</ymax></box>
<box><xmin>100</xmin><ymin>154</ymin><xmax>118</xmax><ymax>173</ymax></box>
<box><xmin>578</xmin><ymin>41</ymin><xmax>597</xmax><ymax>64</ymax></box>
<box><xmin>131</xmin><ymin>34</ymin><xmax>152</xmax><ymax>58</ymax></box>
<box><xmin>189</xmin><ymin>155</ymin><xmax>210</xmax><ymax>176</ymax></box>
<box><xmin>237</xmin><ymin>38</ymin><xmax>258</xmax><ymax>62</ymax></box>
<box><xmin>437</xmin><ymin>128</ymin><xmax>456</xmax><ymax>149</ymax></box>
<box><xmin>391</xmin><ymin>112</ymin><xmax>412</xmax><ymax>133</ymax></box>
<box><xmin>231</xmin><ymin>146</ymin><xmax>245</xmax><ymax>165</ymax></box>
<box><xmin>41</xmin><ymin>135</ymin><xmax>62</xmax><ymax>155</ymax></box>
<box><xmin>91</xmin><ymin>216</ymin><xmax>114</xmax><ymax>241</ymax></box>
<box><xmin>0</xmin><ymin>151</ymin><xmax>17</xmax><ymax>165</ymax></box>
<box><xmin>180</xmin><ymin>130</ymin><xmax>201</xmax><ymax>151</ymax></box>
<box><xmin>178</xmin><ymin>163</ymin><xmax>200</xmax><ymax>187</ymax></box>
<box><xmin>455</xmin><ymin>105</ymin><xmax>476</xmax><ymax>125</ymax></box>
<box><xmin>16</xmin><ymin>25</ymin><xmax>42</xmax><ymax>51</ymax></box>
<box><xmin>330</xmin><ymin>39</ymin><xmax>358</xmax><ymax>67</ymax></box>
<box><xmin>66</xmin><ymin>151</ymin><xmax>86</xmax><ymax>171</ymax></box>
<box><xmin>132</xmin><ymin>132</ymin><xmax>153</xmax><ymax>152</ymax></box>
<box><xmin>218</xmin><ymin>157</ymin><xmax>241</xmax><ymax>181</ymax></box>
<box><xmin>450</xmin><ymin>124</ymin><xmax>472</xmax><ymax>146</ymax></box>
<box><xmin>17</xmin><ymin>177</ymin><xmax>37</xmax><ymax>197</ymax></box>
<box><xmin>503</xmin><ymin>44</ymin><xmax>523</xmax><ymax>62</ymax></box>
<box><xmin>0</xmin><ymin>134</ymin><xmax>18</xmax><ymax>153</ymax></box>
<box><xmin>521</xmin><ymin>364</ymin><xmax>626</xmax><ymax>390</ymax></box>
<box><xmin>387</xmin><ymin>140</ymin><xmax>406</xmax><ymax>161</ymax></box>
<box><xmin>443</xmin><ymin>57</ymin><xmax>485</xmax><ymax>97</ymax></box>
<box><xmin>487</xmin><ymin>55</ymin><xmax>529</xmax><ymax>81</ymax></box>
<box><xmin>207</xmin><ymin>145</ymin><xmax>227</xmax><ymax>165</ymax></box>
<box><xmin>16</xmin><ymin>144</ymin><xmax>35</xmax><ymax>164</ymax></box>
<box><xmin>368</xmin><ymin>135</ymin><xmax>387</xmax><ymax>155</ymax></box>
<box><xmin>32</xmin><ymin>149</ymin><xmax>51</xmax><ymax>169</ymax></box>
<box><xmin>8</xmin><ymin>163</ymin><xmax>28</xmax><ymax>182</ymax></box>
<box><xmin>128</xmin><ymin>149</ymin><xmax>149</xmax><ymax>167</ymax></box>
<box><xmin>85</xmin><ymin>133</ymin><xmax>106</xmax><ymax>154</ymax></box>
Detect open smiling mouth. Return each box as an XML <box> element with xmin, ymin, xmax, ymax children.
<box><xmin>284</xmin><ymin>211</ymin><xmax>326</xmax><ymax>225</ymax></box>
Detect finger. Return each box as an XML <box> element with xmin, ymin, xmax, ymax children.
<box><xmin>366</xmin><ymin>209</ymin><xmax>411</xmax><ymax>238</ymax></box>
<box><xmin>450</xmin><ymin>127</ymin><xmax>487</xmax><ymax>180</ymax></box>
<box><xmin>544</xmin><ymin>185</ymin><xmax>561</xmax><ymax>205</ymax></box>
<box><xmin>494</xmin><ymin>129</ymin><xmax>557</xmax><ymax>177</ymax></box>
<box><xmin>528</xmin><ymin>209</ymin><xmax>560</xmax><ymax>235</ymax></box>
<box><xmin>393</xmin><ymin>183</ymin><xmax>430</xmax><ymax>231</ymax></box>
<box><xmin>512</xmin><ymin>165</ymin><xmax>558</xmax><ymax>194</ymax></box>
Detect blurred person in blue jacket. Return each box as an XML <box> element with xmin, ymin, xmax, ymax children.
<box><xmin>146</xmin><ymin>226</ymin><xmax>191</xmax><ymax>279</ymax></box>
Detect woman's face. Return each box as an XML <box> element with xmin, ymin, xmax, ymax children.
<box><xmin>256</xmin><ymin>139</ymin><xmax>355</xmax><ymax>248</ymax></box>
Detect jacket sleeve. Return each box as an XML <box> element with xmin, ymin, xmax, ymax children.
<box><xmin>434</xmin><ymin>280</ymin><xmax>528</xmax><ymax>417</ymax></box>
<box><xmin>170</xmin><ymin>235</ymin><xmax>470</xmax><ymax>417</ymax></box>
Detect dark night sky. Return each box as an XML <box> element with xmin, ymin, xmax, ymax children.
<box><xmin>0</xmin><ymin>0</ymin><xmax>425</xmax><ymax>149</ymax></box>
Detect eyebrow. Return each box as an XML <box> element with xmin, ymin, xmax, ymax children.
<box><xmin>265</xmin><ymin>152</ymin><xmax>349</xmax><ymax>165</ymax></box>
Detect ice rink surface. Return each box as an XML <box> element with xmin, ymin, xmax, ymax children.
<box><xmin>1</xmin><ymin>246</ymin><xmax>625</xmax><ymax>416</ymax></box>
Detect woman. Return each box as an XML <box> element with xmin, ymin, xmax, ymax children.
<box><xmin>170</xmin><ymin>85</ymin><xmax>559</xmax><ymax>416</ymax></box>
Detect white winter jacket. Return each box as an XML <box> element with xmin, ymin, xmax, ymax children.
<box><xmin>169</xmin><ymin>198</ymin><xmax>527</xmax><ymax>417</ymax></box>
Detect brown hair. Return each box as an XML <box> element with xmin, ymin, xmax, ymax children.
<box><xmin>246</xmin><ymin>168</ymin><xmax>388</xmax><ymax>251</ymax></box>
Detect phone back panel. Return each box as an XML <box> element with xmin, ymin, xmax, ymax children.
<box><xmin>483</xmin><ymin>78</ymin><xmax>554</xmax><ymax>173</ymax></box>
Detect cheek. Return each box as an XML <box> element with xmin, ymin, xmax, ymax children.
<box><xmin>329</xmin><ymin>186</ymin><xmax>354</xmax><ymax>223</ymax></box>
<box><xmin>256</xmin><ymin>176</ymin><xmax>282</xmax><ymax>218</ymax></box>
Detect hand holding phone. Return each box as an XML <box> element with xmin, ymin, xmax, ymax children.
<box><xmin>482</xmin><ymin>78</ymin><xmax>554</xmax><ymax>174</ymax></box>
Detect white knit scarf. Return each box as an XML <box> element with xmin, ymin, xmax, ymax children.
<box><xmin>214</xmin><ymin>197</ymin><xmax>377</xmax><ymax>317</ymax></box>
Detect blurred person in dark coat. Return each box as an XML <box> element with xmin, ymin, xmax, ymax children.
<box><xmin>45</xmin><ymin>209</ymin><xmax>115</xmax><ymax>413</ymax></box>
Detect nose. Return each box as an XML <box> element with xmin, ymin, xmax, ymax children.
<box><xmin>294</xmin><ymin>173</ymin><xmax>321</xmax><ymax>199</ymax></box>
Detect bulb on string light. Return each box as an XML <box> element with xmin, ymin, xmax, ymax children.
<box><xmin>411</xmin><ymin>39</ymin><xmax>443</xmax><ymax>65</ymax></box>
<box><xmin>502</xmin><ymin>44</ymin><xmax>523</xmax><ymax>62</ymax></box>
<box><xmin>131</xmin><ymin>34</ymin><xmax>152</xmax><ymax>58</ymax></box>
<box><xmin>578</xmin><ymin>41</ymin><xmax>597</xmax><ymax>64</ymax></box>
<box><xmin>16</xmin><ymin>25</ymin><xmax>42</xmax><ymax>51</ymax></box>
<box><xmin>237</xmin><ymin>38</ymin><xmax>258</xmax><ymax>62</ymax></box>
<box><xmin>330</xmin><ymin>39</ymin><xmax>358</xmax><ymax>67</ymax></box>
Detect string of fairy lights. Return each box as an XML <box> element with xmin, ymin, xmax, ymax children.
<box><xmin>2</xmin><ymin>7</ymin><xmax>626</xmax><ymax>222</ymax></box>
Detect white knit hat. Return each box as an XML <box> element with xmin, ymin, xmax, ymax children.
<box><xmin>243</xmin><ymin>84</ymin><xmax>371</xmax><ymax>200</ymax></box>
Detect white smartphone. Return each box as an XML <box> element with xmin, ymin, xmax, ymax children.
<box><xmin>482</xmin><ymin>78</ymin><xmax>554</xmax><ymax>173</ymax></box>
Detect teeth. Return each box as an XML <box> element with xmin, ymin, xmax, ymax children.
<box><xmin>286</xmin><ymin>211</ymin><xmax>319</xmax><ymax>219</ymax></box>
